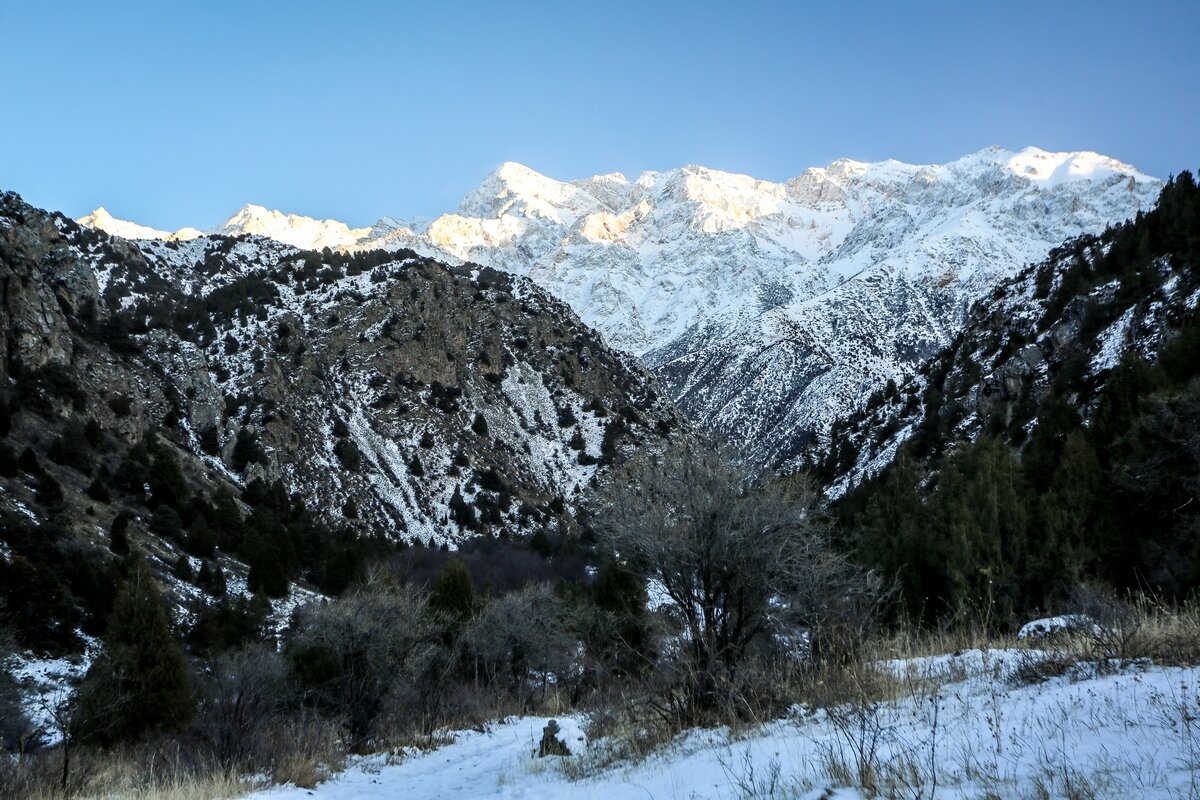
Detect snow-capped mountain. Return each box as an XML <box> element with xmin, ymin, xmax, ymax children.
<box><xmin>77</xmin><ymin>207</ymin><xmax>182</xmax><ymax>242</ymax></box>
<box><xmin>10</xmin><ymin>192</ymin><xmax>677</xmax><ymax>551</ymax></box>
<box><xmin>80</xmin><ymin>147</ymin><xmax>1160</xmax><ymax>467</ymax></box>
<box><xmin>212</xmin><ymin>204</ymin><xmax>371</xmax><ymax>250</ymax></box>
<box><xmin>78</xmin><ymin>204</ymin><xmax>369</xmax><ymax>251</ymax></box>
<box><xmin>369</xmin><ymin>147</ymin><xmax>1160</xmax><ymax>465</ymax></box>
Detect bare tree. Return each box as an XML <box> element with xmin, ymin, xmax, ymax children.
<box><xmin>193</xmin><ymin>644</ymin><xmax>288</xmax><ymax>771</ymax></box>
<box><xmin>0</xmin><ymin>627</ymin><xmax>37</xmax><ymax>756</ymax></box>
<box><xmin>465</xmin><ymin>583</ymin><xmax>579</xmax><ymax>711</ymax></box>
<box><xmin>591</xmin><ymin>442</ymin><xmax>877</xmax><ymax>716</ymax></box>
<box><xmin>287</xmin><ymin>569</ymin><xmax>440</xmax><ymax>744</ymax></box>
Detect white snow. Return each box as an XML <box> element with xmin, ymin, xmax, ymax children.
<box><xmin>78</xmin><ymin>204</ymin><xmax>370</xmax><ymax>251</ymax></box>
<box><xmin>9</xmin><ymin>647</ymin><xmax>94</xmax><ymax>745</ymax></box>
<box><xmin>79</xmin><ymin>148</ymin><xmax>1160</xmax><ymax>465</ymax></box>
<box><xmin>213</xmin><ymin>204</ymin><xmax>372</xmax><ymax>251</ymax></box>
<box><xmin>1017</xmin><ymin>614</ymin><xmax>1100</xmax><ymax>640</ymax></box>
<box><xmin>1091</xmin><ymin>305</ymin><xmax>1137</xmax><ymax>374</ymax></box>
<box><xmin>245</xmin><ymin>652</ymin><xmax>1200</xmax><ymax>800</ymax></box>
<box><xmin>77</xmin><ymin>207</ymin><xmax>173</xmax><ymax>240</ymax></box>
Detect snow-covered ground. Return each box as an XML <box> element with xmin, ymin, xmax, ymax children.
<box><xmin>248</xmin><ymin>650</ymin><xmax>1200</xmax><ymax>800</ymax></box>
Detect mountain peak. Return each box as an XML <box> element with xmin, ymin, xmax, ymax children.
<box><xmin>458</xmin><ymin>162</ymin><xmax>601</xmax><ymax>221</ymax></box>
<box><xmin>492</xmin><ymin>161</ymin><xmax>545</xmax><ymax>181</ymax></box>
<box><xmin>77</xmin><ymin>207</ymin><xmax>171</xmax><ymax>240</ymax></box>
<box><xmin>213</xmin><ymin>205</ymin><xmax>370</xmax><ymax>251</ymax></box>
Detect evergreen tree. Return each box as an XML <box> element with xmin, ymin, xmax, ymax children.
<box><xmin>196</xmin><ymin>560</ymin><xmax>228</xmax><ymax>597</ymax></box>
<box><xmin>1035</xmin><ymin>431</ymin><xmax>1106</xmax><ymax>594</ymax></box>
<box><xmin>209</xmin><ymin>487</ymin><xmax>246</xmax><ymax>550</ymax></box>
<box><xmin>449</xmin><ymin>485</ymin><xmax>477</xmax><ymax>530</ymax></box>
<box><xmin>931</xmin><ymin>437</ymin><xmax>1029</xmax><ymax>621</ymax></box>
<box><xmin>73</xmin><ymin>561</ymin><xmax>193</xmax><ymax>744</ymax></box>
<box><xmin>184</xmin><ymin>515</ymin><xmax>216</xmax><ymax>557</ymax></box>
<box><xmin>35</xmin><ymin>473</ymin><xmax>64</xmax><ymax>509</ymax></box>
<box><xmin>149</xmin><ymin>505</ymin><xmax>183</xmax><ymax>541</ymax></box>
<box><xmin>851</xmin><ymin>453</ymin><xmax>937</xmax><ymax>619</ymax></box>
<box><xmin>173</xmin><ymin>554</ymin><xmax>194</xmax><ymax>582</ymax></box>
<box><xmin>471</xmin><ymin>413</ymin><xmax>489</xmax><ymax>437</ymax></box>
<box><xmin>110</xmin><ymin>512</ymin><xmax>131</xmax><ymax>556</ymax></box>
<box><xmin>429</xmin><ymin>558</ymin><xmax>474</xmax><ymax>621</ymax></box>
<box><xmin>86</xmin><ymin>472</ymin><xmax>111</xmax><ymax>503</ymax></box>
<box><xmin>591</xmin><ymin>559</ymin><xmax>652</xmax><ymax>674</ymax></box>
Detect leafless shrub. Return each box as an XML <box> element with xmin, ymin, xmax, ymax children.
<box><xmin>1068</xmin><ymin>587</ymin><xmax>1200</xmax><ymax>665</ymax></box>
<box><xmin>262</xmin><ymin>712</ymin><xmax>345</xmax><ymax>789</ymax></box>
<box><xmin>287</xmin><ymin>569</ymin><xmax>441</xmax><ymax>745</ymax></box>
<box><xmin>464</xmin><ymin>583</ymin><xmax>581</xmax><ymax>713</ymax></box>
<box><xmin>192</xmin><ymin>643</ymin><xmax>288</xmax><ymax>772</ymax></box>
<box><xmin>591</xmin><ymin>441</ymin><xmax>883</xmax><ymax>725</ymax></box>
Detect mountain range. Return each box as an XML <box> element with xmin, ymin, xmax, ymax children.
<box><xmin>80</xmin><ymin>146</ymin><xmax>1159</xmax><ymax>467</ymax></box>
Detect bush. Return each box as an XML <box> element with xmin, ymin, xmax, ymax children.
<box><xmin>334</xmin><ymin>439</ymin><xmax>362</xmax><ymax>473</ymax></box>
<box><xmin>192</xmin><ymin>644</ymin><xmax>287</xmax><ymax>770</ymax></box>
<box><xmin>231</xmin><ymin>429</ymin><xmax>267</xmax><ymax>472</ymax></box>
<box><xmin>592</xmin><ymin>443</ymin><xmax>879</xmax><ymax>721</ymax></box>
<box><xmin>287</xmin><ymin>573</ymin><xmax>440</xmax><ymax>743</ymax></box>
<box><xmin>471</xmin><ymin>413</ymin><xmax>489</xmax><ymax>437</ymax></box>
<box><xmin>465</xmin><ymin>583</ymin><xmax>579</xmax><ymax>711</ymax></box>
<box><xmin>47</xmin><ymin>430</ymin><xmax>93</xmax><ymax>475</ymax></box>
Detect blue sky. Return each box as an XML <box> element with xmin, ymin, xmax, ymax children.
<box><xmin>2</xmin><ymin>1</ymin><xmax>1196</xmax><ymax>228</ymax></box>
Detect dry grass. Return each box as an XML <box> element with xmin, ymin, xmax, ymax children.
<box><xmin>0</xmin><ymin>748</ymin><xmax>263</xmax><ymax>800</ymax></box>
<box><xmin>264</xmin><ymin>716</ymin><xmax>346</xmax><ymax>789</ymax></box>
<box><xmin>1076</xmin><ymin>592</ymin><xmax>1200</xmax><ymax>665</ymax></box>
<box><xmin>867</xmin><ymin>620</ymin><xmax>1013</xmax><ymax>664</ymax></box>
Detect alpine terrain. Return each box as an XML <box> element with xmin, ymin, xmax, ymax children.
<box><xmin>0</xmin><ymin>189</ymin><xmax>679</xmax><ymax>625</ymax></box>
<box><xmin>82</xmin><ymin>146</ymin><xmax>1160</xmax><ymax>468</ymax></box>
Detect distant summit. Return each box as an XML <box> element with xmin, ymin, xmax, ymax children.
<box><xmin>78</xmin><ymin>147</ymin><xmax>1159</xmax><ymax>467</ymax></box>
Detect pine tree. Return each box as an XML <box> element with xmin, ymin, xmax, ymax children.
<box><xmin>110</xmin><ymin>512</ymin><xmax>131</xmax><ymax>556</ymax></box>
<box><xmin>449</xmin><ymin>485</ymin><xmax>477</xmax><ymax>530</ymax></box>
<box><xmin>185</xmin><ymin>516</ymin><xmax>217</xmax><ymax>557</ymax></box>
<box><xmin>86</xmin><ymin>471</ymin><xmax>111</xmax><ymax>503</ymax></box>
<box><xmin>197</xmin><ymin>560</ymin><xmax>228</xmax><ymax>597</ymax></box>
<box><xmin>36</xmin><ymin>473</ymin><xmax>64</xmax><ymax>509</ymax></box>
<box><xmin>72</xmin><ymin>561</ymin><xmax>193</xmax><ymax>744</ymax></box>
<box><xmin>472</xmin><ymin>413</ymin><xmax>489</xmax><ymax>437</ymax></box>
<box><xmin>932</xmin><ymin>437</ymin><xmax>1029</xmax><ymax>620</ymax></box>
<box><xmin>173</xmin><ymin>554</ymin><xmax>194</xmax><ymax>582</ymax></box>
<box><xmin>429</xmin><ymin>558</ymin><xmax>475</xmax><ymax>621</ymax></box>
<box><xmin>591</xmin><ymin>559</ymin><xmax>652</xmax><ymax>674</ymax></box>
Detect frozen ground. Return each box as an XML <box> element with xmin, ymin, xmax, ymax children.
<box><xmin>249</xmin><ymin>649</ymin><xmax>1200</xmax><ymax>800</ymax></box>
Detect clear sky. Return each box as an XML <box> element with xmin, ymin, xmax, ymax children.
<box><xmin>2</xmin><ymin>1</ymin><xmax>1196</xmax><ymax>229</ymax></box>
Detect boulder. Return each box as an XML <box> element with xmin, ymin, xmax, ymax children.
<box><xmin>537</xmin><ymin>718</ymin><xmax>587</xmax><ymax>757</ymax></box>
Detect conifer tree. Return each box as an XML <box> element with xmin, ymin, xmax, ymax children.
<box><xmin>73</xmin><ymin>561</ymin><xmax>193</xmax><ymax>744</ymax></box>
<box><xmin>472</xmin><ymin>413</ymin><xmax>489</xmax><ymax>437</ymax></box>
<box><xmin>429</xmin><ymin>558</ymin><xmax>474</xmax><ymax>621</ymax></box>
<box><xmin>110</xmin><ymin>512</ymin><xmax>131</xmax><ymax>556</ymax></box>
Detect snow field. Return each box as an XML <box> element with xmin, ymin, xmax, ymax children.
<box><xmin>249</xmin><ymin>650</ymin><xmax>1200</xmax><ymax>800</ymax></box>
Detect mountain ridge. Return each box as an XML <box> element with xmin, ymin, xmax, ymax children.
<box><xmin>78</xmin><ymin>146</ymin><xmax>1159</xmax><ymax>467</ymax></box>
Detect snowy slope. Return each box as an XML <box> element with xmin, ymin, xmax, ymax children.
<box><xmin>388</xmin><ymin>147</ymin><xmax>1157</xmax><ymax>466</ymax></box>
<box><xmin>80</xmin><ymin>147</ymin><xmax>1159</xmax><ymax>466</ymax></box>
<box><xmin>247</xmin><ymin>652</ymin><xmax>1200</xmax><ymax>800</ymax></box>
<box><xmin>5</xmin><ymin>191</ymin><xmax>677</xmax><ymax>548</ymax></box>
<box><xmin>212</xmin><ymin>204</ymin><xmax>372</xmax><ymax>250</ymax></box>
